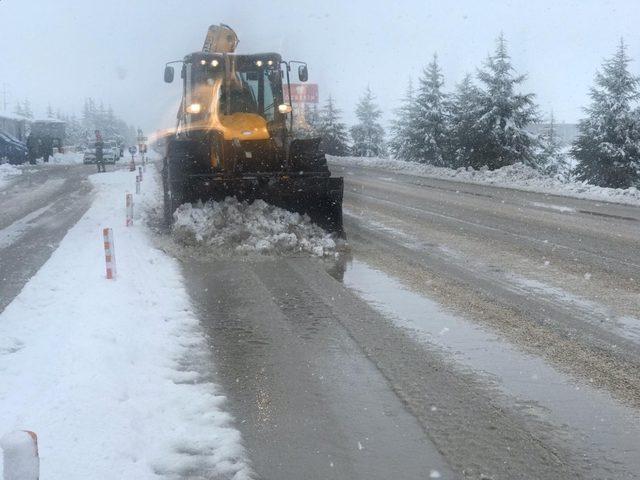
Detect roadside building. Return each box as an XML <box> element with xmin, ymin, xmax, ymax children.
<box><xmin>0</xmin><ymin>112</ymin><xmax>30</xmax><ymax>142</ymax></box>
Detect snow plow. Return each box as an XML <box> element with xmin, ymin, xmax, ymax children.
<box><xmin>161</xmin><ymin>24</ymin><xmax>343</xmax><ymax>233</ymax></box>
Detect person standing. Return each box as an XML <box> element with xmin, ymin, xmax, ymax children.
<box><xmin>26</xmin><ymin>134</ymin><xmax>39</xmax><ymax>165</ymax></box>
<box><xmin>95</xmin><ymin>130</ymin><xmax>105</xmax><ymax>173</ymax></box>
<box><xmin>41</xmin><ymin>136</ymin><xmax>53</xmax><ymax>163</ymax></box>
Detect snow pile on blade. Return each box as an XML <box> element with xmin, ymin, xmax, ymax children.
<box><xmin>0</xmin><ymin>163</ymin><xmax>21</xmax><ymax>187</ymax></box>
<box><xmin>173</xmin><ymin>198</ymin><xmax>337</xmax><ymax>256</ymax></box>
<box><xmin>330</xmin><ymin>156</ymin><xmax>640</xmax><ymax>206</ymax></box>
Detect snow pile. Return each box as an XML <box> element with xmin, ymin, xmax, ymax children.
<box><xmin>50</xmin><ymin>151</ymin><xmax>84</xmax><ymax>165</ymax></box>
<box><xmin>173</xmin><ymin>198</ymin><xmax>337</xmax><ymax>256</ymax></box>
<box><xmin>330</xmin><ymin>155</ymin><xmax>640</xmax><ymax>206</ymax></box>
<box><xmin>0</xmin><ymin>163</ymin><xmax>21</xmax><ymax>188</ymax></box>
<box><xmin>0</xmin><ymin>169</ymin><xmax>251</xmax><ymax>479</ymax></box>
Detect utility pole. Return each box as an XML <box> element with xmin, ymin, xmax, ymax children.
<box><xmin>1</xmin><ymin>83</ymin><xmax>8</xmax><ymax>112</ymax></box>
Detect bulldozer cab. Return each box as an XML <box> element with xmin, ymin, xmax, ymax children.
<box><xmin>173</xmin><ymin>52</ymin><xmax>287</xmax><ymax>142</ymax></box>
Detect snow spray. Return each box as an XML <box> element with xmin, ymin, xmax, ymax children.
<box><xmin>1</xmin><ymin>431</ymin><xmax>40</xmax><ymax>480</ymax></box>
<box><xmin>103</xmin><ymin>228</ymin><xmax>116</xmax><ymax>279</ymax></box>
<box><xmin>135</xmin><ymin>176</ymin><xmax>141</xmax><ymax>194</ymax></box>
<box><xmin>126</xmin><ymin>193</ymin><xmax>134</xmax><ymax>227</ymax></box>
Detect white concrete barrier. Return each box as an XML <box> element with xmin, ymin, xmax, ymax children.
<box><xmin>0</xmin><ymin>431</ymin><xmax>39</xmax><ymax>480</ymax></box>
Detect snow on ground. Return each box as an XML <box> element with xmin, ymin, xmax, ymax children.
<box><xmin>329</xmin><ymin>156</ymin><xmax>640</xmax><ymax>206</ymax></box>
<box><xmin>50</xmin><ymin>151</ymin><xmax>85</xmax><ymax>165</ymax></box>
<box><xmin>0</xmin><ymin>163</ymin><xmax>22</xmax><ymax>188</ymax></box>
<box><xmin>173</xmin><ymin>198</ymin><xmax>337</xmax><ymax>257</ymax></box>
<box><xmin>0</xmin><ymin>165</ymin><xmax>251</xmax><ymax>479</ymax></box>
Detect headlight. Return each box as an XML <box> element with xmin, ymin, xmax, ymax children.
<box><xmin>186</xmin><ymin>103</ymin><xmax>202</xmax><ymax>114</ymax></box>
<box><xmin>267</xmin><ymin>60</ymin><xmax>274</xmax><ymax>66</ymax></box>
<box><xmin>200</xmin><ymin>60</ymin><xmax>206</xmax><ymax>65</ymax></box>
<box><xmin>255</xmin><ymin>60</ymin><xmax>263</xmax><ymax>67</ymax></box>
<box><xmin>278</xmin><ymin>104</ymin><xmax>292</xmax><ymax>114</ymax></box>
<box><xmin>211</xmin><ymin>59</ymin><xmax>219</xmax><ymax>67</ymax></box>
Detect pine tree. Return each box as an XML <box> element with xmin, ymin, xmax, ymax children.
<box><xmin>537</xmin><ymin>112</ymin><xmax>570</xmax><ymax>178</ymax></box>
<box><xmin>413</xmin><ymin>54</ymin><xmax>450</xmax><ymax>166</ymax></box>
<box><xmin>389</xmin><ymin>79</ymin><xmax>418</xmax><ymax>160</ymax></box>
<box><xmin>472</xmin><ymin>34</ymin><xmax>539</xmax><ymax>169</ymax></box>
<box><xmin>572</xmin><ymin>40</ymin><xmax>640</xmax><ymax>188</ymax></box>
<box><xmin>304</xmin><ymin>103</ymin><xmax>319</xmax><ymax>134</ymax></box>
<box><xmin>350</xmin><ymin>86</ymin><xmax>386</xmax><ymax>157</ymax></box>
<box><xmin>13</xmin><ymin>102</ymin><xmax>24</xmax><ymax>117</ymax></box>
<box><xmin>317</xmin><ymin>95</ymin><xmax>349</xmax><ymax>156</ymax></box>
<box><xmin>22</xmin><ymin>99</ymin><xmax>33</xmax><ymax>119</ymax></box>
<box><xmin>448</xmin><ymin>74</ymin><xmax>483</xmax><ymax>168</ymax></box>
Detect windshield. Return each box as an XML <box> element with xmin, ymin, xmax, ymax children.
<box><xmin>189</xmin><ymin>62</ymin><xmax>280</xmax><ymax>121</ymax></box>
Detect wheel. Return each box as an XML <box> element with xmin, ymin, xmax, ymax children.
<box><xmin>162</xmin><ymin>154</ymin><xmax>187</xmax><ymax>226</ymax></box>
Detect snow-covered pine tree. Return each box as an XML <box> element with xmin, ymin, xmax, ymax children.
<box><xmin>448</xmin><ymin>74</ymin><xmax>483</xmax><ymax>168</ymax></box>
<box><xmin>388</xmin><ymin>79</ymin><xmax>418</xmax><ymax>161</ymax></box>
<box><xmin>572</xmin><ymin>40</ymin><xmax>640</xmax><ymax>188</ymax></box>
<box><xmin>413</xmin><ymin>54</ymin><xmax>450</xmax><ymax>166</ymax></box>
<box><xmin>13</xmin><ymin>102</ymin><xmax>24</xmax><ymax>117</ymax></box>
<box><xmin>317</xmin><ymin>95</ymin><xmax>349</xmax><ymax>156</ymax></box>
<box><xmin>350</xmin><ymin>86</ymin><xmax>386</xmax><ymax>157</ymax></box>
<box><xmin>473</xmin><ymin>34</ymin><xmax>539</xmax><ymax>169</ymax></box>
<box><xmin>537</xmin><ymin>112</ymin><xmax>570</xmax><ymax>178</ymax></box>
<box><xmin>296</xmin><ymin>103</ymin><xmax>319</xmax><ymax>138</ymax></box>
<box><xmin>22</xmin><ymin>99</ymin><xmax>33</xmax><ymax>119</ymax></box>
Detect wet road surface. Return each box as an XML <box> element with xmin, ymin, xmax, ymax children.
<box><xmin>0</xmin><ymin>164</ymin><xmax>94</xmax><ymax>312</ymax></box>
<box><xmin>174</xmin><ymin>162</ymin><xmax>640</xmax><ymax>479</ymax></box>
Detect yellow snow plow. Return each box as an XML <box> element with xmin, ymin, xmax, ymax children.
<box><xmin>161</xmin><ymin>24</ymin><xmax>343</xmax><ymax>233</ymax></box>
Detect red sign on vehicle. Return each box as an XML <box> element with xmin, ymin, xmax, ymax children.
<box><xmin>287</xmin><ymin>83</ymin><xmax>319</xmax><ymax>103</ymax></box>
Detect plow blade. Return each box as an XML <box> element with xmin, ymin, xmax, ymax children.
<box><xmin>184</xmin><ymin>174</ymin><xmax>344</xmax><ymax>234</ymax></box>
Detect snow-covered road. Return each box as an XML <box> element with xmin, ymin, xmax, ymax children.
<box><xmin>0</xmin><ymin>164</ymin><xmax>250</xmax><ymax>479</ymax></box>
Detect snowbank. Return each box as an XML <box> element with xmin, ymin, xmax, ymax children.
<box><xmin>173</xmin><ymin>198</ymin><xmax>337</xmax><ymax>257</ymax></box>
<box><xmin>0</xmin><ymin>163</ymin><xmax>22</xmax><ymax>188</ymax></box>
<box><xmin>50</xmin><ymin>151</ymin><xmax>85</xmax><ymax>165</ymax></box>
<box><xmin>0</xmin><ymin>167</ymin><xmax>251</xmax><ymax>479</ymax></box>
<box><xmin>329</xmin><ymin>156</ymin><xmax>640</xmax><ymax>206</ymax></box>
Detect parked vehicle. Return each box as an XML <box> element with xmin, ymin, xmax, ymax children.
<box><xmin>83</xmin><ymin>141</ymin><xmax>120</xmax><ymax>164</ymax></box>
<box><xmin>104</xmin><ymin>141</ymin><xmax>120</xmax><ymax>163</ymax></box>
<box><xmin>82</xmin><ymin>147</ymin><xmax>96</xmax><ymax>164</ymax></box>
<box><xmin>0</xmin><ymin>131</ymin><xmax>29</xmax><ymax>165</ymax></box>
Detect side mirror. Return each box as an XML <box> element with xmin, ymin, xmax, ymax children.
<box><xmin>298</xmin><ymin>65</ymin><xmax>308</xmax><ymax>82</ymax></box>
<box><xmin>164</xmin><ymin>65</ymin><xmax>174</xmax><ymax>83</ymax></box>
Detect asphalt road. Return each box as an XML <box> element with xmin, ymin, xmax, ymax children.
<box><xmin>0</xmin><ymin>164</ymin><xmax>94</xmax><ymax>312</ymax></box>
<box><xmin>175</xmin><ymin>163</ymin><xmax>640</xmax><ymax>479</ymax></box>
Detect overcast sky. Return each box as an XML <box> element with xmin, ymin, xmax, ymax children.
<box><xmin>1</xmin><ymin>0</ymin><xmax>640</xmax><ymax>133</ymax></box>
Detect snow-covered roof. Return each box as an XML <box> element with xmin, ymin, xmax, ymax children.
<box><xmin>32</xmin><ymin>117</ymin><xmax>66</xmax><ymax>124</ymax></box>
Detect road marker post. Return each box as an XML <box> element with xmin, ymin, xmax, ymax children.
<box><xmin>1</xmin><ymin>430</ymin><xmax>40</xmax><ymax>480</ymax></box>
<box><xmin>103</xmin><ymin>228</ymin><xmax>116</xmax><ymax>279</ymax></box>
<box><xmin>138</xmin><ymin>166</ymin><xmax>143</xmax><ymax>181</ymax></box>
<box><xmin>126</xmin><ymin>193</ymin><xmax>134</xmax><ymax>227</ymax></box>
<box><xmin>135</xmin><ymin>176</ymin><xmax>141</xmax><ymax>194</ymax></box>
